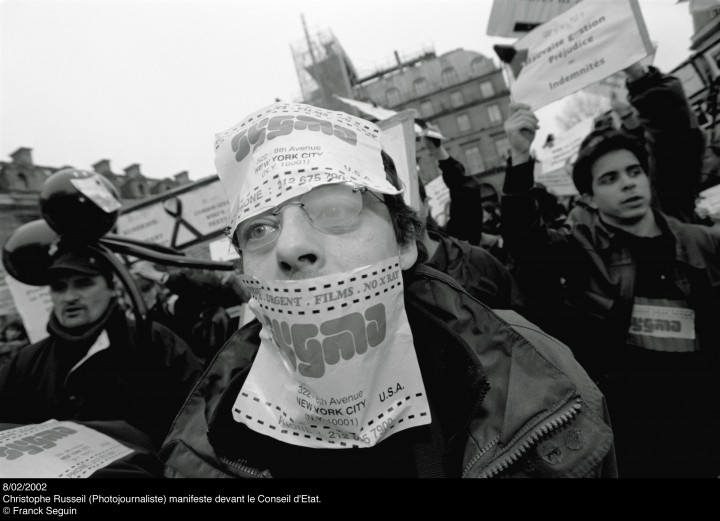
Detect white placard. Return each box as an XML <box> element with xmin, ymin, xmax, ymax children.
<box><xmin>532</xmin><ymin>114</ymin><xmax>595</xmax><ymax>196</ymax></box>
<box><xmin>512</xmin><ymin>0</ymin><xmax>654</xmax><ymax>110</ymax></box>
<box><xmin>696</xmin><ymin>184</ymin><xmax>720</xmax><ymax>214</ymax></box>
<box><xmin>0</xmin><ymin>420</ymin><xmax>133</xmax><ymax>478</ymax></box>
<box><xmin>4</xmin><ymin>277</ymin><xmax>53</xmax><ymax>343</ymax></box>
<box><xmin>378</xmin><ymin>111</ymin><xmax>418</xmax><ymax>208</ymax></box>
<box><xmin>424</xmin><ymin>175</ymin><xmax>451</xmax><ymax>227</ymax></box>
<box><xmin>116</xmin><ymin>178</ymin><xmax>230</xmax><ymax>249</ymax></box>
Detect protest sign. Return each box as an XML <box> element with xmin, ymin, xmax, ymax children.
<box><xmin>696</xmin><ymin>184</ymin><xmax>720</xmax><ymax>215</ymax></box>
<box><xmin>533</xmin><ymin>114</ymin><xmax>595</xmax><ymax>196</ymax></box>
<box><xmin>377</xmin><ymin>111</ymin><xmax>419</xmax><ymax>209</ymax></box>
<box><xmin>512</xmin><ymin>0</ymin><xmax>654</xmax><ymax>110</ymax></box>
<box><xmin>487</xmin><ymin>0</ymin><xmax>581</xmax><ymax>38</ymax></box>
<box><xmin>424</xmin><ymin>175</ymin><xmax>451</xmax><ymax>227</ymax></box>
<box><xmin>335</xmin><ymin>95</ymin><xmax>445</xmax><ymax>140</ymax></box>
<box><xmin>583</xmin><ymin>46</ymin><xmax>656</xmax><ymax>103</ymax></box>
<box><xmin>0</xmin><ymin>262</ymin><xmax>16</xmax><ymax>317</ymax></box>
<box><xmin>4</xmin><ymin>277</ymin><xmax>53</xmax><ymax>343</ymax></box>
<box><xmin>115</xmin><ymin>176</ymin><xmax>230</xmax><ymax>250</ymax></box>
<box><xmin>0</xmin><ymin>420</ymin><xmax>133</xmax><ymax>478</ymax></box>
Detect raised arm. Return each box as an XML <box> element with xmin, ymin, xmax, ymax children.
<box><xmin>625</xmin><ymin>64</ymin><xmax>705</xmax><ymax>222</ymax></box>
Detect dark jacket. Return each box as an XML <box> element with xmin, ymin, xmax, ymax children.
<box><xmin>502</xmin><ymin>161</ymin><xmax>720</xmax><ymax>476</ymax></box>
<box><xmin>157</xmin><ymin>270</ymin><xmax>246</xmax><ymax>362</ymax></box>
<box><xmin>439</xmin><ymin>157</ymin><xmax>485</xmax><ymax>246</ymax></box>
<box><xmin>0</xmin><ymin>305</ymin><xmax>202</xmax><ymax>448</ymax></box>
<box><xmin>425</xmin><ymin>231</ymin><xmax>524</xmax><ymax>311</ymax></box>
<box><xmin>502</xmin><ymin>160</ymin><xmax>720</xmax><ymax>372</ymax></box>
<box><xmin>160</xmin><ymin>265</ymin><xmax>615</xmax><ymax>478</ymax></box>
<box><xmin>627</xmin><ymin>66</ymin><xmax>705</xmax><ymax>223</ymax></box>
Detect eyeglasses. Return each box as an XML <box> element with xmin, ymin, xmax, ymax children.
<box><xmin>234</xmin><ymin>183</ymin><xmax>385</xmax><ymax>252</ymax></box>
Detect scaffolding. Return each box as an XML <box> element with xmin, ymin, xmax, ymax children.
<box><xmin>291</xmin><ymin>19</ymin><xmax>358</xmax><ymax>109</ymax></box>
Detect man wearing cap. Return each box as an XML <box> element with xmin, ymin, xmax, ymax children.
<box><xmin>161</xmin><ymin>102</ymin><xmax>615</xmax><ymax>478</ymax></box>
<box><xmin>0</xmin><ymin>246</ymin><xmax>202</xmax><ymax>448</ymax></box>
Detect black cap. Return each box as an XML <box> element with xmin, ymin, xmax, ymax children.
<box><xmin>47</xmin><ymin>247</ymin><xmax>113</xmax><ymax>282</ymax></box>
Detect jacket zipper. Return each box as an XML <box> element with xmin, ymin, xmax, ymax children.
<box><xmin>218</xmin><ymin>456</ymin><xmax>269</xmax><ymax>478</ymax></box>
<box><xmin>463</xmin><ymin>397</ymin><xmax>582</xmax><ymax>478</ymax></box>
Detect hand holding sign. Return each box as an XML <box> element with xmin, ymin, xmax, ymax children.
<box><xmin>504</xmin><ymin>103</ymin><xmax>539</xmax><ymax>163</ymax></box>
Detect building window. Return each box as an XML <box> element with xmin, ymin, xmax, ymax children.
<box><xmin>471</xmin><ymin>57</ymin><xmax>489</xmax><ymax>76</ymax></box>
<box><xmin>464</xmin><ymin>146</ymin><xmax>486</xmax><ymax>174</ymax></box>
<box><xmin>494</xmin><ymin>137</ymin><xmax>511</xmax><ymax>160</ymax></box>
<box><xmin>487</xmin><ymin>104</ymin><xmax>502</xmax><ymax>124</ymax></box>
<box><xmin>413</xmin><ymin>78</ymin><xmax>428</xmax><ymax>97</ymax></box>
<box><xmin>420</xmin><ymin>101</ymin><xmax>434</xmax><ymax>117</ymax></box>
<box><xmin>442</xmin><ymin>67</ymin><xmax>459</xmax><ymax>87</ymax></box>
<box><xmin>450</xmin><ymin>91</ymin><xmax>465</xmax><ymax>108</ymax></box>
<box><xmin>16</xmin><ymin>173</ymin><xmax>29</xmax><ymax>190</ymax></box>
<box><xmin>480</xmin><ymin>81</ymin><xmax>495</xmax><ymax>98</ymax></box>
<box><xmin>386</xmin><ymin>87</ymin><xmax>401</xmax><ymax>106</ymax></box>
<box><xmin>456</xmin><ymin>114</ymin><xmax>472</xmax><ymax>133</ymax></box>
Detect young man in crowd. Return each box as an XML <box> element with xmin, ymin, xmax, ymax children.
<box><xmin>502</xmin><ymin>100</ymin><xmax>720</xmax><ymax>477</ymax></box>
<box><xmin>161</xmin><ymin>102</ymin><xmax>615</xmax><ymax>478</ymax></box>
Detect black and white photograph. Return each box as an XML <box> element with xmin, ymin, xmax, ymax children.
<box><xmin>1</xmin><ymin>0</ymin><xmax>720</xmax><ymax>509</ymax></box>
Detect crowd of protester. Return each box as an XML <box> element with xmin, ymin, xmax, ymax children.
<box><xmin>1</xmin><ymin>59</ymin><xmax>718</xmax><ymax>478</ymax></box>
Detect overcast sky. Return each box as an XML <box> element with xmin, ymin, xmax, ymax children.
<box><xmin>0</xmin><ymin>0</ymin><xmax>695</xmax><ymax>181</ymax></box>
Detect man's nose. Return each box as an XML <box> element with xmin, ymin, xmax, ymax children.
<box><xmin>59</xmin><ymin>289</ymin><xmax>79</xmax><ymax>302</ymax></box>
<box><xmin>273</xmin><ymin>205</ymin><xmax>324</xmax><ymax>276</ymax></box>
<box><xmin>621</xmin><ymin>172</ymin><xmax>637</xmax><ymax>189</ymax></box>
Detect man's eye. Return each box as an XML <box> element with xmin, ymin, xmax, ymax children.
<box><xmin>246</xmin><ymin>223</ymin><xmax>276</xmax><ymax>240</ymax></box>
<box><xmin>313</xmin><ymin>204</ymin><xmax>356</xmax><ymax>223</ymax></box>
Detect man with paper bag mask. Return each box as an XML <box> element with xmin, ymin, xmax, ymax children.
<box><xmin>161</xmin><ymin>102</ymin><xmax>616</xmax><ymax>478</ymax></box>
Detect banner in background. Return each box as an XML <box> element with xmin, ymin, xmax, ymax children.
<box><xmin>115</xmin><ymin>177</ymin><xmax>230</xmax><ymax>250</ymax></box>
<box><xmin>5</xmin><ymin>277</ymin><xmax>53</xmax><ymax>343</ymax></box>
<box><xmin>377</xmin><ymin>111</ymin><xmax>419</xmax><ymax>209</ymax></box>
<box><xmin>0</xmin><ymin>262</ymin><xmax>16</xmax><ymax>317</ymax></box>
<box><xmin>512</xmin><ymin>0</ymin><xmax>654</xmax><ymax>110</ymax></box>
<box><xmin>423</xmin><ymin>175</ymin><xmax>451</xmax><ymax>227</ymax></box>
<box><xmin>335</xmin><ymin>96</ymin><xmax>445</xmax><ymax>140</ymax></box>
<box><xmin>533</xmin><ymin>114</ymin><xmax>595</xmax><ymax>196</ymax></box>
<box><xmin>583</xmin><ymin>47</ymin><xmax>656</xmax><ymax>103</ymax></box>
<box><xmin>487</xmin><ymin>0</ymin><xmax>581</xmax><ymax>38</ymax></box>
<box><xmin>696</xmin><ymin>184</ymin><xmax>720</xmax><ymax>215</ymax></box>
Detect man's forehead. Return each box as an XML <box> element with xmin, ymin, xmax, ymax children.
<box><xmin>49</xmin><ymin>270</ymin><xmax>103</xmax><ymax>283</ymax></box>
<box><xmin>592</xmin><ymin>149</ymin><xmax>642</xmax><ymax>172</ymax></box>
